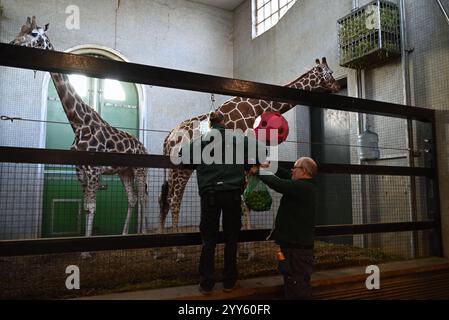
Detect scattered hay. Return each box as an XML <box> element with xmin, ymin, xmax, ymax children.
<box><xmin>0</xmin><ymin>240</ymin><xmax>405</xmax><ymax>299</ymax></box>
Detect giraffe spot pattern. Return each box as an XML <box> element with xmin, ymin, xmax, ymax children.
<box><xmin>117</xmin><ymin>142</ymin><xmax>125</xmax><ymax>152</ymax></box>
<box><xmin>90</xmin><ymin>136</ymin><xmax>99</xmax><ymax>147</ymax></box>
<box><xmin>254</xmin><ymin>104</ymin><xmax>264</xmax><ymax>115</ymax></box>
<box><xmin>244</xmin><ymin>118</ymin><xmax>254</xmax><ymax>129</ymax></box>
<box><xmin>78</xmin><ymin>142</ymin><xmax>88</xmax><ymax>151</ymax></box>
<box><xmin>237</xmin><ymin>103</ymin><xmax>256</xmax><ymax>117</ymax></box>
<box><xmin>97</xmin><ymin>131</ymin><xmax>106</xmax><ymax>144</ymax></box>
<box><xmin>235</xmin><ymin>119</ymin><xmax>246</xmax><ymax>131</ymax></box>
<box><xmin>229</xmin><ymin>109</ymin><xmax>241</xmax><ymax>121</ymax></box>
<box><xmin>84</xmin><ymin>114</ymin><xmax>92</xmax><ymax>125</ymax></box>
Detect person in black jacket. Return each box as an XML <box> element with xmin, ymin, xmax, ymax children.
<box><xmin>181</xmin><ymin>112</ymin><xmax>263</xmax><ymax>294</ymax></box>
<box><xmin>250</xmin><ymin>157</ymin><xmax>318</xmax><ymax>299</ymax></box>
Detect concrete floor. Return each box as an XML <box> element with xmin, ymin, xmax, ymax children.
<box><xmin>76</xmin><ymin>257</ymin><xmax>449</xmax><ymax>300</ymax></box>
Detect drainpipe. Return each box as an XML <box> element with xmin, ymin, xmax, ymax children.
<box><xmin>400</xmin><ymin>0</ymin><xmax>418</xmax><ymax>258</ymax></box>
<box><xmin>352</xmin><ymin>0</ymin><xmax>369</xmax><ymax>248</ymax></box>
<box><xmin>436</xmin><ymin>0</ymin><xmax>449</xmax><ymax>26</ymax></box>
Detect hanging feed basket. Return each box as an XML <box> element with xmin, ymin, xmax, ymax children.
<box><xmin>338</xmin><ymin>0</ymin><xmax>401</xmax><ymax>69</ymax></box>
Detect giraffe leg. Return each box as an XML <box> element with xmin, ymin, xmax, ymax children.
<box><xmin>136</xmin><ymin>168</ymin><xmax>149</xmax><ymax>234</ymax></box>
<box><xmin>119</xmin><ymin>170</ymin><xmax>137</xmax><ymax>236</ymax></box>
<box><xmin>170</xmin><ymin>198</ymin><xmax>185</xmax><ymax>262</ymax></box>
<box><xmin>81</xmin><ymin>208</ymin><xmax>95</xmax><ymax>259</ymax></box>
<box><xmin>169</xmin><ymin>170</ymin><xmax>192</xmax><ymax>262</ymax></box>
<box><xmin>81</xmin><ymin>169</ymin><xmax>100</xmax><ymax>259</ymax></box>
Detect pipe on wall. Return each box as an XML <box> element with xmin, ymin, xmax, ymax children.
<box><xmin>400</xmin><ymin>0</ymin><xmax>418</xmax><ymax>258</ymax></box>
<box><xmin>436</xmin><ymin>0</ymin><xmax>449</xmax><ymax>26</ymax></box>
<box><xmin>352</xmin><ymin>0</ymin><xmax>369</xmax><ymax>248</ymax></box>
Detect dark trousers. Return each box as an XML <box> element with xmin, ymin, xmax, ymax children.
<box><xmin>279</xmin><ymin>247</ymin><xmax>315</xmax><ymax>300</ymax></box>
<box><xmin>199</xmin><ymin>190</ymin><xmax>242</xmax><ymax>289</ymax></box>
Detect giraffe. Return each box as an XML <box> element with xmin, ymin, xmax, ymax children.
<box><xmin>10</xmin><ymin>17</ymin><xmax>149</xmax><ymax>247</ymax></box>
<box><xmin>159</xmin><ymin>57</ymin><xmax>341</xmax><ymax>258</ymax></box>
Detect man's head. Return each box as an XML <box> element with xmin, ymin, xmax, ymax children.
<box><xmin>209</xmin><ymin>111</ymin><xmax>225</xmax><ymax>127</ymax></box>
<box><xmin>291</xmin><ymin>157</ymin><xmax>317</xmax><ymax>180</ymax></box>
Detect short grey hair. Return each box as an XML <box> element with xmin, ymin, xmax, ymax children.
<box><xmin>298</xmin><ymin>157</ymin><xmax>317</xmax><ymax>177</ymax></box>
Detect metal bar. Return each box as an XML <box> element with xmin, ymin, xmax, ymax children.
<box><xmin>315</xmin><ymin>221</ymin><xmax>435</xmax><ymax>236</ymax></box>
<box><xmin>429</xmin><ymin>114</ymin><xmax>443</xmax><ymax>256</ymax></box>
<box><xmin>279</xmin><ymin>160</ymin><xmax>434</xmax><ymax>177</ymax></box>
<box><xmin>0</xmin><ymin>146</ymin><xmax>187</xmax><ymax>169</ymax></box>
<box><xmin>0</xmin><ymin>43</ymin><xmax>435</xmax><ymax>122</ymax></box>
<box><xmin>0</xmin><ymin>221</ymin><xmax>435</xmax><ymax>257</ymax></box>
<box><xmin>400</xmin><ymin>0</ymin><xmax>419</xmax><ymax>258</ymax></box>
<box><xmin>0</xmin><ymin>147</ymin><xmax>435</xmax><ymax>177</ymax></box>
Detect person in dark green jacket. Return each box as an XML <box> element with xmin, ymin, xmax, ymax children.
<box><xmin>250</xmin><ymin>157</ymin><xmax>318</xmax><ymax>299</ymax></box>
<box><xmin>181</xmin><ymin>112</ymin><xmax>264</xmax><ymax>294</ymax></box>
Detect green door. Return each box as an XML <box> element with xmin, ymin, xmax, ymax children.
<box><xmin>42</xmin><ymin>73</ymin><xmax>140</xmax><ymax>237</ymax></box>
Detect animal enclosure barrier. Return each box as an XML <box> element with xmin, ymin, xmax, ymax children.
<box><xmin>0</xmin><ymin>43</ymin><xmax>442</xmax><ymax>299</ymax></box>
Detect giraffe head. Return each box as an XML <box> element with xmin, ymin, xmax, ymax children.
<box><xmin>309</xmin><ymin>57</ymin><xmax>340</xmax><ymax>93</ymax></box>
<box><xmin>9</xmin><ymin>16</ymin><xmax>52</xmax><ymax>50</ymax></box>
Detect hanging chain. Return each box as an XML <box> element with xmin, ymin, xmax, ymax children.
<box><xmin>210</xmin><ymin>93</ymin><xmax>215</xmax><ymax>112</ymax></box>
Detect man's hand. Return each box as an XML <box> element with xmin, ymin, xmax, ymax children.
<box><xmin>260</xmin><ymin>161</ymin><xmax>270</xmax><ymax>168</ymax></box>
<box><xmin>249</xmin><ymin>165</ymin><xmax>259</xmax><ymax>175</ymax></box>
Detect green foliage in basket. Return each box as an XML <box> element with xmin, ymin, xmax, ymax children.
<box><xmin>338</xmin><ymin>1</ymin><xmax>401</xmax><ymax>69</ymax></box>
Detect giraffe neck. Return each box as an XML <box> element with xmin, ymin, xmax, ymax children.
<box><xmin>47</xmin><ymin>42</ymin><xmax>107</xmax><ymax>132</ymax></box>
<box><xmin>271</xmin><ymin>70</ymin><xmax>316</xmax><ymax>114</ymax></box>
<box><xmin>216</xmin><ymin>69</ymin><xmax>317</xmax><ymax>130</ymax></box>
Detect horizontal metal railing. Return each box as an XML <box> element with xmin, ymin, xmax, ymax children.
<box><xmin>0</xmin><ymin>222</ymin><xmax>435</xmax><ymax>257</ymax></box>
<box><xmin>0</xmin><ymin>146</ymin><xmax>435</xmax><ymax>177</ymax></box>
<box><xmin>0</xmin><ymin>43</ymin><xmax>435</xmax><ymax>122</ymax></box>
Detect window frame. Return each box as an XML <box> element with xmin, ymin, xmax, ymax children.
<box><xmin>252</xmin><ymin>0</ymin><xmax>297</xmax><ymax>38</ymax></box>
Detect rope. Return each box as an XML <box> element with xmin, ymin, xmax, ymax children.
<box><xmin>199</xmin><ymin>94</ymin><xmax>216</xmax><ymax>134</ymax></box>
<box><xmin>0</xmin><ymin>113</ymin><xmax>427</xmax><ymax>153</ymax></box>
<box><xmin>0</xmin><ymin>114</ymin><xmax>170</xmax><ymax>134</ymax></box>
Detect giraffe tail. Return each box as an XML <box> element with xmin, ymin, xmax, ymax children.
<box><xmin>159</xmin><ymin>179</ymin><xmax>170</xmax><ymax>216</ymax></box>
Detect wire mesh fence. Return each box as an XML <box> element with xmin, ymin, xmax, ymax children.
<box><xmin>0</xmin><ymin>153</ymin><xmax>437</xmax><ymax>299</ymax></box>
<box><xmin>0</xmin><ymin>162</ymin><xmax>433</xmax><ymax>240</ymax></box>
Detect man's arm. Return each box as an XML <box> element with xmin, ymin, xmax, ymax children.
<box><xmin>274</xmin><ymin>166</ymin><xmax>291</xmax><ymax>179</ymax></box>
<box><xmin>258</xmin><ymin>171</ymin><xmax>299</xmax><ymax>196</ymax></box>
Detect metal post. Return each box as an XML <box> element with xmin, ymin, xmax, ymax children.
<box><xmin>353</xmin><ymin>0</ymin><xmax>368</xmax><ymax>248</ymax></box>
<box><xmin>428</xmin><ymin>117</ymin><xmax>444</xmax><ymax>257</ymax></box>
<box><xmin>400</xmin><ymin>0</ymin><xmax>418</xmax><ymax>258</ymax></box>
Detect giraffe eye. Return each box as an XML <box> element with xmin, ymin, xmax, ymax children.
<box><xmin>31</xmin><ymin>32</ymin><xmax>38</xmax><ymax>37</ymax></box>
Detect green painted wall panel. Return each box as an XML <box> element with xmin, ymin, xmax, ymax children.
<box><xmin>42</xmin><ymin>76</ymin><xmax>139</xmax><ymax>237</ymax></box>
